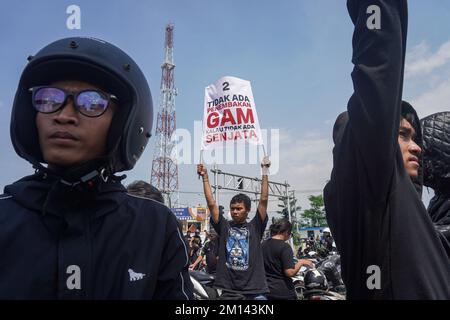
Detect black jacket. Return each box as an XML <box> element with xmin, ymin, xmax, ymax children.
<box><xmin>428</xmin><ymin>193</ymin><xmax>450</xmax><ymax>258</ymax></box>
<box><xmin>324</xmin><ymin>0</ymin><xmax>450</xmax><ymax>299</ymax></box>
<box><xmin>0</xmin><ymin>174</ymin><xmax>194</xmax><ymax>299</ymax></box>
<box><xmin>422</xmin><ymin>112</ymin><xmax>450</xmax><ymax>254</ymax></box>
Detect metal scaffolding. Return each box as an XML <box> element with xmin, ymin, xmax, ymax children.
<box><xmin>210</xmin><ymin>165</ymin><xmax>295</xmax><ymax>249</ymax></box>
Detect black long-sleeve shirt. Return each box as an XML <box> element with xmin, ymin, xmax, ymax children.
<box><xmin>324</xmin><ymin>0</ymin><xmax>450</xmax><ymax>299</ymax></box>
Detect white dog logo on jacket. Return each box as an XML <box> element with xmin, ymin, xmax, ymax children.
<box><xmin>128</xmin><ymin>269</ymin><xmax>146</xmax><ymax>282</ymax></box>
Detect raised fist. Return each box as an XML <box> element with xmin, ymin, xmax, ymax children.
<box><xmin>261</xmin><ymin>155</ymin><xmax>271</xmax><ymax>168</ymax></box>
<box><xmin>197</xmin><ymin>164</ymin><xmax>208</xmax><ymax>177</ymax></box>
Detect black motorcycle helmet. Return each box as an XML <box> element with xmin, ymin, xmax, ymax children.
<box><xmin>304</xmin><ymin>269</ymin><xmax>328</xmax><ymax>291</ymax></box>
<box><xmin>421</xmin><ymin>111</ymin><xmax>450</xmax><ymax>192</ymax></box>
<box><xmin>10</xmin><ymin>37</ymin><xmax>153</xmax><ymax>183</ymax></box>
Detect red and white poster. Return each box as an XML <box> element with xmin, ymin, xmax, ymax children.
<box><xmin>201</xmin><ymin>76</ymin><xmax>263</xmax><ymax>150</ymax></box>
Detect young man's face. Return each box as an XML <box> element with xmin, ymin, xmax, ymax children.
<box><xmin>36</xmin><ymin>80</ymin><xmax>116</xmax><ymax>167</ymax></box>
<box><xmin>398</xmin><ymin>118</ymin><xmax>422</xmax><ymax>179</ymax></box>
<box><xmin>230</xmin><ymin>201</ymin><xmax>249</xmax><ymax>224</ymax></box>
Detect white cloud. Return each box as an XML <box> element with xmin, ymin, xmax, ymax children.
<box><xmin>404</xmin><ymin>40</ymin><xmax>450</xmax><ymax>118</ymax></box>
<box><xmin>276</xmin><ymin>130</ymin><xmax>333</xmax><ymax>208</ymax></box>
<box><xmin>406</xmin><ymin>40</ymin><xmax>450</xmax><ymax>79</ymax></box>
<box><xmin>411</xmin><ymin>76</ymin><xmax>450</xmax><ymax>118</ymax></box>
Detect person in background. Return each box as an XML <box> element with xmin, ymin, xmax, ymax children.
<box><xmin>421</xmin><ymin>111</ymin><xmax>450</xmax><ymax>257</ymax></box>
<box><xmin>190</xmin><ymin>230</ymin><xmax>219</xmax><ymax>274</ymax></box>
<box><xmin>188</xmin><ymin>237</ymin><xmax>201</xmax><ymax>266</ymax></box>
<box><xmin>262</xmin><ymin>219</ymin><xmax>314</xmax><ymax>300</ymax></box>
<box><xmin>126</xmin><ymin>180</ymin><xmax>164</xmax><ymax>204</ymax></box>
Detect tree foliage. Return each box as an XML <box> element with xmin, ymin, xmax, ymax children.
<box><xmin>302</xmin><ymin>195</ymin><xmax>327</xmax><ymax>227</ymax></box>
<box><xmin>276</xmin><ymin>196</ymin><xmax>302</xmax><ymax>246</ymax></box>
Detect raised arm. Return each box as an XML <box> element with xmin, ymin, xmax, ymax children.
<box><xmin>257</xmin><ymin>156</ymin><xmax>271</xmax><ymax>221</ymax></box>
<box><xmin>197</xmin><ymin>164</ymin><xmax>219</xmax><ymax>224</ymax></box>
<box><xmin>346</xmin><ymin>0</ymin><xmax>408</xmax><ymax>197</ymax></box>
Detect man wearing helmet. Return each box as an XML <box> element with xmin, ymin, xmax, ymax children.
<box><xmin>323</xmin><ymin>1</ymin><xmax>450</xmax><ymax>299</ymax></box>
<box><xmin>0</xmin><ymin>37</ymin><xmax>193</xmax><ymax>299</ymax></box>
<box><xmin>318</xmin><ymin>227</ymin><xmax>334</xmax><ymax>257</ymax></box>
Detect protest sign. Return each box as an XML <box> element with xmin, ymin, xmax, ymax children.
<box><xmin>201</xmin><ymin>76</ymin><xmax>264</xmax><ymax>151</ymax></box>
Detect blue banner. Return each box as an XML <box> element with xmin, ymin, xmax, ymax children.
<box><xmin>171</xmin><ymin>208</ymin><xmax>191</xmax><ymax>220</ymax></box>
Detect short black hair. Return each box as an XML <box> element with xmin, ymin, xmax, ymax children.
<box><xmin>230</xmin><ymin>193</ymin><xmax>251</xmax><ymax>211</ymax></box>
<box><xmin>401</xmin><ymin>101</ymin><xmax>421</xmax><ymax>144</ymax></box>
<box><xmin>270</xmin><ymin>219</ymin><xmax>292</xmax><ymax>236</ymax></box>
<box><xmin>127</xmin><ymin>180</ymin><xmax>165</xmax><ymax>204</ymax></box>
<box><xmin>333</xmin><ymin>103</ymin><xmax>421</xmax><ymax>146</ymax></box>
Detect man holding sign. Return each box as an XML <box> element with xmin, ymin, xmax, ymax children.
<box><xmin>197</xmin><ymin>156</ymin><xmax>271</xmax><ymax>300</ymax></box>
<box><xmin>198</xmin><ymin>76</ymin><xmax>270</xmax><ymax>299</ymax></box>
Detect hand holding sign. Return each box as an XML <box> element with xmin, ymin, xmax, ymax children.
<box><xmin>261</xmin><ymin>155</ymin><xmax>271</xmax><ymax>175</ymax></box>
<box><xmin>261</xmin><ymin>155</ymin><xmax>271</xmax><ymax>168</ymax></box>
<box><xmin>197</xmin><ymin>164</ymin><xmax>208</xmax><ymax>180</ymax></box>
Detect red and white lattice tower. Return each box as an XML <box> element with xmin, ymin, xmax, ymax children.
<box><xmin>150</xmin><ymin>24</ymin><xmax>179</xmax><ymax>207</ymax></box>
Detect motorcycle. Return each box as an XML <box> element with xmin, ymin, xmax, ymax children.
<box><xmin>317</xmin><ymin>253</ymin><xmax>346</xmax><ymax>296</ymax></box>
<box><xmin>292</xmin><ymin>255</ymin><xmax>317</xmax><ymax>300</ymax></box>
<box><xmin>189</xmin><ymin>269</ymin><xmax>219</xmax><ymax>300</ymax></box>
<box><xmin>293</xmin><ymin>252</ymin><xmax>346</xmax><ymax>300</ymax></box>
<box><xmin>303</xmin><ymin>289</ymin><xmax>346</xmax><ymax>300</ymax></box>
<box><xmin>292</xmin><ymin>265</ymin><xmax>311</xmax><ymax>300</ymax></box>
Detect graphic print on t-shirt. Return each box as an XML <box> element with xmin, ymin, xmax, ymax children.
<box><xmin>226</xmin><ymin>226</ymin><xmax>249</xmax><ymax>271</ymax></box>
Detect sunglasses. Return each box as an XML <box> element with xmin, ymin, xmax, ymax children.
<box><xmin>29</xmin><ymin>86</ymin><xmax>118</xmax><ymax>117</ymax></box>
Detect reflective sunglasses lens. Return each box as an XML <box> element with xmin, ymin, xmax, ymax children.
<box><xmin>34</xmin><ymin>87</ymin><xmax>65</xmax><ymax>113</ymax></box>
<box><xmin>77</xmin><ymin>91</ymin><xmax>108</xmax><ymax>116</ymax></box>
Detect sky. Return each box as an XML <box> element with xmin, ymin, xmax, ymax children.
<box><xmin>1</xmin><ymin>0</ymin><xmax>449</xmax><ymax>219</ymax></box>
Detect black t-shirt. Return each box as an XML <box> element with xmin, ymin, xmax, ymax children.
<box><xmin>211</xmin><ymin>211</ymin><xmax>269</xmax><ymax>294</ymax></box>
<box><xmin>201</xmin><ymin>239</ymin><xmax>218</xmax><ymax>274</ymax></box>
<box><xmin>189</xmin><ymin>244</ymin><xmax>200</xmax><ymax>265</ymax></box>
<box><xmin>261</xmin><ymin>239</ymin><xmax>296</xmax><ymax>300</ymax></box>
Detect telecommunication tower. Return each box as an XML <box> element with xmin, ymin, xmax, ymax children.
<box><xmin>150</xmin><ymin>24</ymin><xmax>179</xmax><ymax>207</ymax></box>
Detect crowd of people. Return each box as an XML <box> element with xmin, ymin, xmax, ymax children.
<box><xmin>185</xmin><ymin>229</ymin><xmax>219</xmax><ymax>275</ymax></box>
<box><xmin>0</xmin><ymin>0</ymin><xmax>449</xmax><ymax>300</ymax></box>
<box><xmin>296</xmin><ymin>228</ymin><xmax>336</xmax><ymax>260</ymax></box>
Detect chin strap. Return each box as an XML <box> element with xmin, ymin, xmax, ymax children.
<box><xmin>59</xmin><ymin>168</ymin><xmax>107</xmax><ymax>187</ymax></box>
<box><xmin>34</xmin><ymin>164</ymin><xmax>127</xmax><ymax>188</ymax></box>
